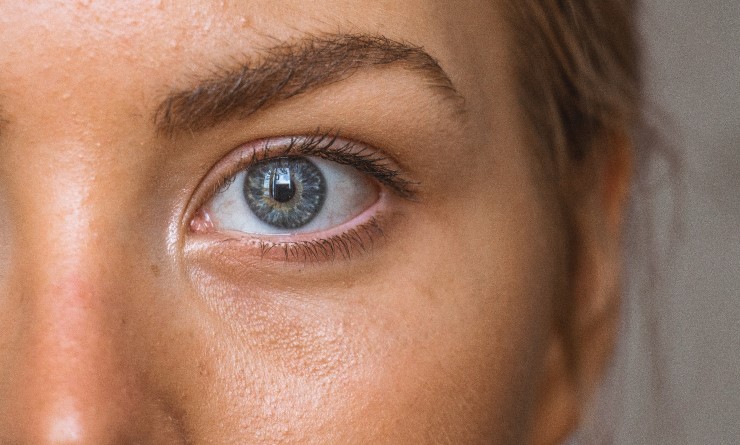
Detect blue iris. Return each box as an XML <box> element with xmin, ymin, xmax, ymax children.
<box><xmin>243</xmin><ymin>157</ymin><xmax>326</xmax><ymax>229</ymax></box>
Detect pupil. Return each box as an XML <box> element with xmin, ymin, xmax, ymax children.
<box><xmin>270</xmin><ymin>167</ymin><xmax>295</xmax><ymax>203</ymax></box>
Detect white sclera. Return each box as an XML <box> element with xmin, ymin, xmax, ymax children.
<box><xmin>208</xmin><ymin>157</ymin><xmax>378</xmax><ymax>235</ymax></box>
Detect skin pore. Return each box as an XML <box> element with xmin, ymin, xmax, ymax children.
<box><xmin>0</xmin><ymin>1</ymin><xmax>631</xmax><ymax>444</ymax></box>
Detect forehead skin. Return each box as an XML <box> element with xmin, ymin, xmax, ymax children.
<box><xmin>0</xmin><ymin>1</ymin><xmax>504</xmax><ymax>135</ymax></box>
<box><xmin>0</xmin><ymin>1</ymin><xmax>565</xmax><ymax>444</ymax></box>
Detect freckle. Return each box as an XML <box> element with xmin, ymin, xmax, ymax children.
<box><xmin>197</xmin><ymin>360</ymin><xmax>209</xmax><ymax>377</ymax></box>
<box><xmin>415</xmin><ymin>282</ymin><xmax>438</xmax><ymax>303</ymax></box>
<box><xmin>150</xmin><ymin>264</ymin><xmax>161</xmax><ymax>277</ymax></box>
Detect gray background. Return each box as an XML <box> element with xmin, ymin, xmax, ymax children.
<box><xmin>573</xmin><ymin>1</ymin><xmax>739</xmax><ymax>444</ymax></box>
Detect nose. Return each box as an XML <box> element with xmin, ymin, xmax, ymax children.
<box><xmin>0</xmin><ymin>269</ymin><xmax>132</xmax><ymax>443</ymax></box>
<box><xmin>0</xmin><ymin>189</ymin><xmax>184</xmax><ymax>444</ymax></box>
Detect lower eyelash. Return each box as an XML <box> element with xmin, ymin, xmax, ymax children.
<box><xmin>255</xmin><ymin>217</ymin><xmax>385</xmax><ymax>263</ymax></box>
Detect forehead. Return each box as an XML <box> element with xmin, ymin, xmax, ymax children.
<box><xmin>0</xmin><ymin>1</ymin><xmax>499</xmax><ymax>90</ymax></box>
<box><xmin>0</xmin><ymin>1</ymin><xmax>508</xmax><ymax>153</ymax></box>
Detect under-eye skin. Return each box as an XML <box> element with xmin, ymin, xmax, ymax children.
<box><xmin>187</xmin><ymin>132</ymin><xmax>418</xmax><ymax>262</ymax></box>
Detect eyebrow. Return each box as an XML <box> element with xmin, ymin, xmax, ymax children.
<box><xmin>154</xmin><ymin>34</ymin><xmax>465</xmax><ymax>136</ymax></box>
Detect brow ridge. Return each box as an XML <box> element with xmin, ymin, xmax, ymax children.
<box><xmin>154</xmin><ymin>33</ymin><xmax>463</xmax><ymax>135</ymax></box>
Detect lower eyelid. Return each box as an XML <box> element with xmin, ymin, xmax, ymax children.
<box><xmin>189</xmin><ymin>211</ymin><xmax>389</xmax><ymax>264</ymax></box>
<box><xmin>183</xmin><ymin>179</ymin><xmax>412</xmax><ymax>269</ymax></box>
<box><xmin>254</xmin><ymin>216</ymin><xmax>386</xmax><ymax>262</ymax></box>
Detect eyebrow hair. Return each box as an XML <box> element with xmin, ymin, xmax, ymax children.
<box><xmin>0</xmin><ymin>106</ymin><xmax>7</xmax><ymax>139</ymax></box>
<box><xmin>154</xmin><ymin>34</ymin><xmax>465</xmax><ymax>135</ymax></box>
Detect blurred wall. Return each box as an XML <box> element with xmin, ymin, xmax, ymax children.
<box><xmin>573</xmin><ymin>1</ymin><xmax>739</xmax><ymax>444</ymax></box>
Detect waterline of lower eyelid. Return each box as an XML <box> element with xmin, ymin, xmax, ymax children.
<box><xmin>186</xmin><ymin>193</ymin><xmax>393</xmax><ymax>264</ymax></box>
<box><xmin>187</xmin><ymin>215</ymin><xmax>387</xmax><ymax>264</ymax></box>
<box><xmin>204</xmin><ymin>186</ymin><xmax>387</xmax><ymax>243</ymax></box>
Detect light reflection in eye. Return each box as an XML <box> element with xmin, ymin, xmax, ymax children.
<box><xmin>204</xmin><ymin>156</ymin><xmax>379</xmax><ymax>236</ymax></box>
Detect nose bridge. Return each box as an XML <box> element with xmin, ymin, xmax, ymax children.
<box><xmin>0</xmin><ymin>152</ymin><xmax>137</xmax><ymax>442</ymax></box>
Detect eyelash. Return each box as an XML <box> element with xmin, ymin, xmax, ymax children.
<box><xmin>208</xmin><ymin>131</ymin><xmax>416</xmax><ymax>198</ymax></box>
<box><xmin>191</xmin><ymin>130</ymin><xmax>417</xmax><ymax>262</ymax></box>
<box><xmin>251</xmin><ymin>216</ymin><xmax>386</xmax><ymax>262</ymax></box>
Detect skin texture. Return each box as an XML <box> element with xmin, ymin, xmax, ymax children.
<box><xmin>0</xmin><ymin>1</ymin><xmax>632</xmax><ymax>444</ymax></box>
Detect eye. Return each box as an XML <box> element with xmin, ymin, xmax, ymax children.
<box><xmin>187</xmin><ymin>134</ymin><xmax>417</xmax><ymax>262</ymax></box>
<box><xmin>198</xmin><ymin>155</ymin><xmax>379</xmax><ymax>236</ymax></box>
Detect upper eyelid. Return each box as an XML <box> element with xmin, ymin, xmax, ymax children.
<box><xmin>279</xmin><ymin>134</ymin><xmax>419</xmax><ymax>199</ymax></box>
<box><xmin>207</xmin><ymin>133</ymin><xmax>418</xmax><ymax>203</ymax></box>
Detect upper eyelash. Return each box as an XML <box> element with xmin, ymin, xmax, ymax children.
<box><xmin>280</xmin><ymin>132</ymin><xmax>418</xmax><ymax>199</ymax></box>
<box><xmin>211</xmin><ymin>130</ymin><xmax>419</xmax><ymax>200</ymax></box>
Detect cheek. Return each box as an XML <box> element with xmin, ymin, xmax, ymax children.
<box><xmin>172</xmin><ymin>173</ymin><xmax>563</xmax><ymax>444</ymax></box>
<box><xmin>359</xmin><ymin>201</ymin><xmax>562</xmax><ymax>441</ymax></box>
<box><xmin>339</xmin><ymin>148</ymin><xmax>566</xmax><ymax>441</ymax></box>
